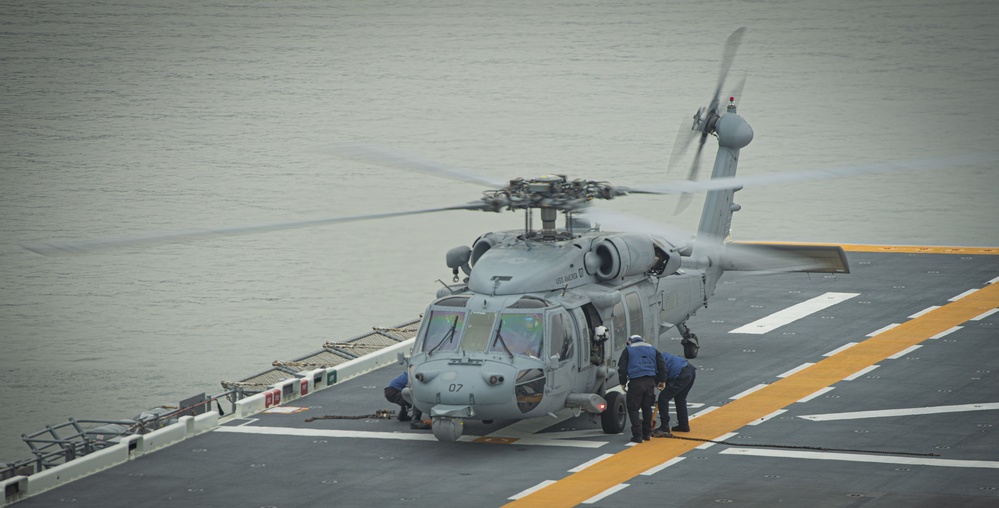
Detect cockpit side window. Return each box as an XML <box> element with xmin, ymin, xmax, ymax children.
<box><xmin>492</xmin><ymin>312</ymin><xmax>544</xmax><ymax>357</ymax></box>
<box><xmin>549</xmin><ymin>312</ymin><xmax>575</xmax><ymax>362</ymax></box>
<box><xmin>420</xmin><ymin>309</ymin><xmax>465</xmax><ymax>353</ymax></box>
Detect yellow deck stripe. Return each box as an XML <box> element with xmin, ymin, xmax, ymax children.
<box><xmin>504</xmin><ymin>282</ymin><xmax>999</xmax><ymax>507</ymax></box>
<box><xmin>737</xmin><ymin>241</ymin><xmax>999</xmax><ymax>255</ymax></box>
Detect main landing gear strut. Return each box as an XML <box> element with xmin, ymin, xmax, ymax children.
<box><xmin>678</xmin><ymin>322</ymin><xmax>699</xmax><ymax>359</ymax></box>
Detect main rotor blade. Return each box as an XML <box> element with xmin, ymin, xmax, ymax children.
<box><xmin>621</xmin><ymin>153</ymin><xmax>999</xmax><ymax>196</ymax></box>
<box><xmin>578</xmin><ymin>205</ymin><xmax>693</xmax><ymax>248</ymax></box>
<box><xmin>22</xmin><ymin>202</ymin><xmax>487</xmax><ymax>256</ymax></box>
<box><xmin>318</xmin><ymin>143</ymin><xmax>506</xmax><ymax>188</ymax></box>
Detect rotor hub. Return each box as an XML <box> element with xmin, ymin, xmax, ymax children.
<box><xmin>480</xmin><ymin>175</ymin><xmax>617</xmax><ymax>213</ymax></box>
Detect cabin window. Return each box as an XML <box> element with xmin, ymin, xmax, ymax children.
<box><xmin>612</xmin><ymin>301</ymin><xmax>627</xmax><ymax>351</ymax></box>
<box><xmin>491</xmin><ymin>312</ymin><xmax>544</xmax><ymax>357</ymax></box>
<box><xmin>626</xmin><ymin>291</ymin><xmax>644</xmax><ymax>339</ymax></box>
<box><xmin>549</xmin><ymin>312</ymin><xmax>575</xmax><ymax>361</ymax></box>
<box><xmin>420</xmin><ymin>310</ymin><xmax>465</xmax><ymax>353</ymax></box>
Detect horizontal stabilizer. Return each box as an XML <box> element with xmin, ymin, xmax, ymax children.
<box><xmin>722</xmin><ymin>242</ymin><xmax>850</xmax><ymax>274</ymax></box>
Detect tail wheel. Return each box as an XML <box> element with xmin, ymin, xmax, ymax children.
<box><xmin>601</xmin><ymin>391</ymin><xmax>627</xmax><ymax>434</ymax></box>
<box><xmin>682</xmin><ymin>334</ymin><xmax>700</xmax><ymax>359</ymax></box>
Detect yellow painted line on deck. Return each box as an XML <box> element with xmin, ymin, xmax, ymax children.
<box><xmin>504</xmin><ymin>281</ymin><xmax>999</xmax><ymax>508</ymax></box>
<box><xmin>739</xmin><ymin>241</ymin><xmax>999</xmax><ymax>255</ymax></box>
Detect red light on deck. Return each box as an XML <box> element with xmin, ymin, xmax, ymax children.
<box><xmin>598</xmin><ymin>403</ymin><xmax>607</xmax><ymax>411</ymax></box>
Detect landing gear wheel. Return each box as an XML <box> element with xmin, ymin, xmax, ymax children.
<box><xmin>601</xmin><ymin>391</ymin><xmax>627</xmax><ymax>434</ymax></box>
<box><xmin>682</xmin><ymin>333</ymin><xmax>699</xmax><ymax>359</ymax></box>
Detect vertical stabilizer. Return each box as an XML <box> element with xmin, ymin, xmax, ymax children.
<box><xmin>693</xmin><ymin>102</ymin><xmax>754</xmax><ymax>245</ymax></box>
<box><xmin>692</xmin><ymin>102</ymin><xmax>754</xmax><ymax>297</ymax></box>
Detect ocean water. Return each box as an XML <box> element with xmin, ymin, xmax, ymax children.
<box><xmin>2</xmin><ymin>0</ymin><xmax>997</xmax><ymax>463</ymax></box>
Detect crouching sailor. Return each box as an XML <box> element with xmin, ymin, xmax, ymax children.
<box><xmin>653</xmin><ymin>350</ymin><xmax>697</xmax><ymax>437</ymax></box>
<box><xmin>384</xmin><ymin>371</ymin><xmax>431</xmax><ymax>430</ymax></box>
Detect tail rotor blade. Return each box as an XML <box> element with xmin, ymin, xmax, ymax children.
<box><xmin>712</xmin><ymin>27</ymin><xmax>747</xmax><ymax>109</ymax></box>
<box><xmin>665</xmin><ymin>116</ymin><xmax>698</xmax><ymax>181</ymax></box>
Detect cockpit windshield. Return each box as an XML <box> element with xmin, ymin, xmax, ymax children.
<box><xmin>492</xmin><ymin>312</ymin><xmax>544</xmax><ymax>357</ymax></box>
<box><xmin>419</xmin><ymin>307</ymin><xmax>546</xmax><ymax>358</ymax></box>
<box><xmin>420</xmin><ymin>310</ymin><xmax>464</xmax><ymax>353</ymax></box>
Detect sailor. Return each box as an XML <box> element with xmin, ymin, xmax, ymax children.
<box><xmin>618</xmin><ymin>335</ymin><xmax>668</xmax><ymax>443</ymax></box>
<box><xmin>384</xmin><ymin>372</ymin><xmax>431</xmax><ymax>430</ymax></box>
<box><xmin>653</xmin><ymin>350</ymin><xmax>697</xmax><ymax>437</ymax></box>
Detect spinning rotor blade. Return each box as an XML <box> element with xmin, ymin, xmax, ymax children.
<box><xmin>665</xmin><ymin>116</ymin><xmax>698</xmax><ymax>181</ymax></box>
<box><xmin>668</xmin><ymin>27</ymin><xmax>747</xmax><ymax>215</ymax></box>
<box><xmin>22</xmin><ymin>202</ymin><xmax>487</xmax><ymax>256</ymax></box>
<box><xmin>623</xmin><ymin>153</ymin><xmax>999</xmax><ymax>196</ymax></box>
<box><xmin>712</xmin><ymin>27</ymin><xmax>746</xmax><ymax>110</ymax></box>
<box><xmin>577</xmin><ymin>205</ymin><xmax>693</xmax><ymax>249</ymax></box>
<box><xmin>319</xmin><ymin>143</ymin><xmax>506</xmax><ymax>188</ymax></box>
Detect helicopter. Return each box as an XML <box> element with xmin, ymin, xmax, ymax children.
<box><xmin>22</xmin><ymin>28</ymin><xmax>991</xmax><ymax>443</ymax></box>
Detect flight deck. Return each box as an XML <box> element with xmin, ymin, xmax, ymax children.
<box><xmin>4</xmin><ymin>248</ymin><xmax>998</xmax><ymax>507</ymax></box>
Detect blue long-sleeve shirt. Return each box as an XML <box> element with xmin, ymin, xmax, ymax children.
<box><xmin>388</xmin><ymin>372</ymin><xmax>408</xmax><ymax>390</ymax></box>
<box><xmin>660</xmin><ymin>351</ymin><xmax>692</xmax><ymax>381</ymax></box>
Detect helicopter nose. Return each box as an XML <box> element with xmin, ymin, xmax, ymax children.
<box><xmin>412</xmin><ymin>363</ymin><xmax>519</xmax><ymax>418</ymax></box>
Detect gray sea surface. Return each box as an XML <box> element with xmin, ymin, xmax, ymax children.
<box><xmin>2</xmin><ymin>0</ymin><xmax>998</xmax><ymax>463</ymax></box>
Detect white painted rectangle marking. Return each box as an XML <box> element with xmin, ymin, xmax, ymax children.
<box><xmin>697</xmin><ymin>432</ymin><xmax>737</xmax><ymax>449</ymax></box>
<box><xmin>720</xmin><ymin>448</ymin><xmax>999</xmax><ymax>469</ymax></box>
<box><xmin>730</xmin><ymin>383</ymin><xmax>769</xmax><ymax>400</ymax></box>
<box><xmin>215</xmin><ymin>425</ymin><xmax>605</xmax><ymax>448</ymax></box>
<box><xmin>887</xmin><ymin>345</ymin><xmax>922</xmax><ymax>360</ymax></box>
<box><xmin>641</xmin><ymin>457</ymin><xmax>685</xmax><ymax>476</ymax></box>
<box><xmin>989</xmin><ymin>275</ymin><xmax>999</xmax><ymax>285</ymax></box>
<box><xmin>844</xmin><ymin>365</ymin><xmax>880</xmax><ymax>381</ymax></box>
<box><xmin>568</xmin><ymin>453</ymin><xmax>614</xmax><ymax>473</ymax></box>
<box><xmin>823</xmin><ymin>342</ymin><xmax>858</xmax><ymax>357</ymax></box>
<box><xmin>729</xmin><ymin>292</ymin><xmax>859</xmax><ymax>334</ymax></box>
<box><xmin>691</xmin><ymin>406</ymin><xmax>720</xmax><ymax>419</ymax></box>
<box><xmin>778</xmin><ymin>363</ymin><xmax>815</xmax><ymax>378</ymax></box>
<box><xmin>748</xmin><ymin>409</ymin><xmax>787</xmax><ymax>425</ymax></box>
<box><xmin>949</xmin><ymin>288</ymin><xmax>979</xmax><ymax>301</ymax></box>
<box><xmin>930</xmin><ymin>326</ymin><xmax>963</xmax><ymax>339</ymax></box>
<box><xmin>909</xmin><ymin>306</ymin><xmax>940</xmax><ymax>318</ymax></box>
<box><xmin>509</xmin><ymin>480</ymin><xmax>556</xmax><ymax>500</ymax></box>
<box><xmin>866</xmin><ymin>323</ymin><xmax>900</xmax><ymax>337</ymax></box>
<box><xmin>799</xmin><ymin>402</ymin><xmax>999</xmax><ymax>422</ymax></box>
<box><xmin>582</xmin><ymin>483</ymin><xmax>629</xmax><ymax>504</ymax></box>
<box><xmin>971</xmin><ymin>308</ymin><xmax>998</xmax><ymax>321</ymax></box>
<box><xmin>797</xmin><ymin>387</ymin><xmax>835</xmax><ymax>403</ymax></box>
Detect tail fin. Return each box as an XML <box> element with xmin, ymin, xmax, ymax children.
<box><xmin>692</xmin><ymin>104</ymin><xmax>754</xmax><ymax>254</ymax></box>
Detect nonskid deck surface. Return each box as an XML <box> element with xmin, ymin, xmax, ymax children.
<box><xmin>15</xmin><ymin>252</ymin><xmax>999</xmax><ymax>507</ymax></box>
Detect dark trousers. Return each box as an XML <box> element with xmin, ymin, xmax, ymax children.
<box><xmin>384</xmin><ymin>386</ymin><xmax>422</xmax><ymax>420</ymax></box>
<box><xmin>626</xmin><ymin>376</ymin><xmax>657</xmax><ymax>439</ymax></box>
<box><xmin>657</xmin><ymin>364</ymin><xmax>695</xmax><ymax>429</ymax></box>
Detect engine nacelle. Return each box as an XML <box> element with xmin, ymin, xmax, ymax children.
<box><xmin>585</xmin><ymin>234</ymin><xmax>658</xmax><ymax>282</ymax></box>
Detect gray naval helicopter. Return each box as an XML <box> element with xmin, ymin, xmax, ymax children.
<box><xmin>384</xmin><ymin>28</ymin><xmax>852</xmax><ymax>442</ymax></box>
<box><xmin>23</xmin><ymin>28</ymin><xmax>985</xmax><ymax>443</ymax></box>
